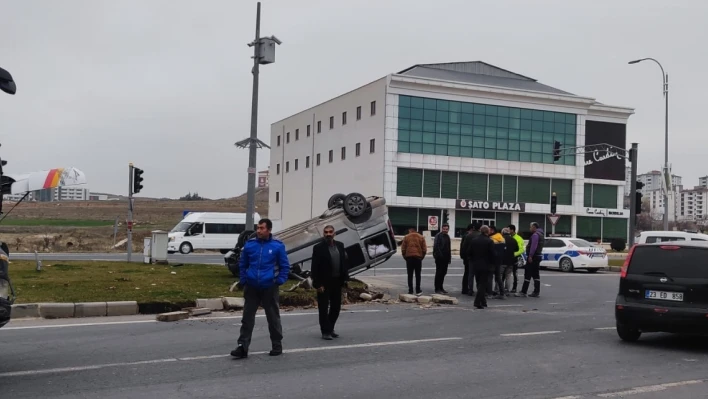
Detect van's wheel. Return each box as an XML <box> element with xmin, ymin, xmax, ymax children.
<box><xmin>343</xmin><ymin>192</ymin><xmax>367</xmax><ymax>217</ymax></box>
<box><xmin>328</xmin><ymin>193</ymin><xmax>346</xmax><ymax>208</ymax></box>
<box><xmin>179</xmin><ymin>242</ymin><xmax>193</xmax><ymax>255</ymax></box>
<box><xmin>617</xmin><ymin>322</ymin><xmax>641</xmax><ymax>342</ymax></box>
<box><xmin>559</xmin><ymin>257</ymin><xmax>574</xmax><ymax>272</ymax></box>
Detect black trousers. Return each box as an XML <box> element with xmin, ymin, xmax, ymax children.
<box><xmin>434</xmin><ymin>259</ymin><xmax>449</xmax><ymax>291</ymax></box>
<box><xmin>238</xmin><ymin>284</ymin><xmax>283</xmax><ymax>351</ymax></box>
<box><xmin>524</xmin><ymin>256</ymin><xmax>541</xmax><ymax>281</ymax></box>
<box><xmin>405</xmin><ymin>257</ymin><xmax>423</xmax><ymax>292</ymax></box>
<box><xmin>462</xmin><ymin>260</ymin><xmax>474</xmax><ymax>293</ymax></box>
<box><xmin>494</xmin><ymin>264</ymin><xmax>505</xmax><ymax>295</ymax></box>
<box><xmin>317</xmin><ymin>283</ymin><xmax>342</xmax><ymax>334</ymax></box>
<box><xmin>474</xmin><ymin>269</ymin><xmax>490</xmax><ymax>307</ymax></box>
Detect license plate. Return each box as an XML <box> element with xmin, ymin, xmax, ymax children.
<box><xmin>645</xmin><ymin>290</ymin><xmax>684</xmax><ymax>302</ymax></box>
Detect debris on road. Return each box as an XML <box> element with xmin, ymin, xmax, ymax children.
<box><xmin>156</xmin><ymin>311</ymin><xmax>189</xmax><ymax>322</ymax></box>
<box><xmin>359</xmin><ymin>293</ymin><xmax>373</xmax><ymax>301</ymax></box>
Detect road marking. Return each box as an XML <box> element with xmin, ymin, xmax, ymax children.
<box><xmin>0</xmin><ymin>337</ymin><xmax>462</xmax><ymax>378</ymax></box>
<box><xmin>594</xmin><ymin>327</ymin><xmax>615</xmax><ymax>330</ymax></box>
<box><xmin>550</xmin><ymin>396</ymin><xmax>582</xmax><ymax>399</ymax></box>
<box><xmin>597</xmin><ymin>379</ymin><xmax>704</xmax><ymax>397</ymax></box>
<box><xmin>360</xmin><ymin>273</ymin><xmax>617</xmax><ymax>278</ymax></box>
<box><xmin>1</xmin><ymin>310</ymin><xmax>382</xmax><ymax>331</ymax></box>
<box><xmin>373</xmin><ymin>267</ymin><xmax>464</xmax><ymax>271</ymax></box>
<box><xmin>500</xmin><ymin>330</ymin><xmax>562</xmax><ymax>337</ymax></box>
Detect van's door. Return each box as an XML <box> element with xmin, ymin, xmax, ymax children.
<box><xmin>185</xmin><ymin>222</ymin><xmax>205</xmax><ymax>249</ymax></box>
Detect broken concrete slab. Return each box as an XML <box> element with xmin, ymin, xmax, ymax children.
<box><xmin>222</xmin><ymin>297</ymin><xmax>245</xmax><ymax>310</ymax></box>
<box><xmin>416</xmin><ymin>295</ymin><xmax>432</xmax><ymax>304</ymax></box>
<box><xmin>359</xmin><ymin>293</ymin><xmax>373</xmax><ymax>301</ymax></box>
<box><xmin>183</xmin><ymin>307</ymin><xmax>211</xmax><ymax>316</ymax></box>
<box><xmin>156</xmin><ymin>311</ymin><xmax>190</xmax><ymax>322</ymax></box>
<box><xmin>399</xmin><ymin>293</ymin><xmax>417</xmax><ymax>303</ymax></box>
<box><xmin>196</xmin><ymin>298</ymin><xmax>224</xmax><ymax>311</ymax></box>
<box><xmin>431</xmin><ymin>295</ymin><xmax>459</xmax><ymax>305</ymax></box>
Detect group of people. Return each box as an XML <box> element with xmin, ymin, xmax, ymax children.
<box><xmin>230</xmin><ymin>217</ymin><xmax>545</xmax><ymax>359</ymax></box>
<box><xmin>401</xmin><ymin>222</ymin><xmax>545</xmax><ymax>309</ymax></box>
<box><xmin>230</xmin><ymin>219</ymin><xmax>351</xmax><ymax>359</ymax></box>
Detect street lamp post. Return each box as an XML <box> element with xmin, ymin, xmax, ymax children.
<box><xmin>628</xmin><ymin>58</ymin><xmax>669</xmax><ymax>231</ymax></box>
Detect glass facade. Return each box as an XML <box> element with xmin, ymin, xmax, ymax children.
<box><xmin>397</xmin><ymin>95</ymin><xmax>577</xmax><ymax>165</ymax></box>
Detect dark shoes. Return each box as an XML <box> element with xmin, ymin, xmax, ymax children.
<box><xmin>269</xmin><ymin>349</ymin><xmax>282</xmax><ymax>356</ymax></box>
<box><xmin>322</xmin><ymin>333</ymin><xmax>333</xmax><ymax>340</ymax></box>
<box><xmin>231</xmin><ymin>345</ymin><xmax>248</xmax><ymax>359</ymax></box>
<box><xmin>331</xmin><ymin>331</ymin><xmax>340</xmax><ymax>338</ymax></box>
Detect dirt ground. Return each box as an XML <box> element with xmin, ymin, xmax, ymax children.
<box><xmin>0</xmin><ymin>188</ymin><xmax>269</xmax><ymax>253</ymax></box>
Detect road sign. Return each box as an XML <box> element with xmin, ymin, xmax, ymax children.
<box><xmin>548</xmin><ymin>214</ymin><xmax>560</xmax><ymax>226</ymax></box>
<box><xmin>428</xmin><ymin>216</ymin><xmax>439</xmax><ymax>231</ymax></box>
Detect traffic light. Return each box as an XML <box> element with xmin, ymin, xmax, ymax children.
<box><xmin>553</xmin><ymin>141</ymin><xmax>561</xmax><ymax>162</ymax></box>
<box><xmin>635</xmin><ymin>181</ymin><xmax>644</xmax><ymax>214</ymax></box>
<box><xmin>133</xmin><ymin>167</ymin><xmax>144</xmax><ymax>194</ymax></box>
<box><xmin>550</xmin><ymin>191</ymin><xmax>557</xmax><ymax>215</ymax></box>
<box><xmin>442</xmin><ymin>210</ymin><xmax>449</xmax><ymax>225</ymax></box>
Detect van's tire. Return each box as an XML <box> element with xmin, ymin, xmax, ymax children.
<box><xmin>328</xmin><ymin>193</ymin><xmax>346</xmax><ymax>208</ymax></box>
<box><xmin>343</xmin><ymin>192</ymin><xmax>367</xmax><ymax>217</ymax></box>
<box><xmin>587</xmin><ymin>268</ymin><xmax>600</xmax><ymax>273</ymax></box>
<box><xmin>179</xmin><ymin>242</ymin><xmax>193</xmax><ymax>255</ymax></box>
<box><xmin>559</xmin><ymin>257</ymin><xmax>574</xmax><ymax>273</ymax></box>
<box><xmin>617</xmin><ymin>322</ymin><xmax>641</xmax><ymax>342</ymax></box>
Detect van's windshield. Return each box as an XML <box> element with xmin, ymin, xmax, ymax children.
<box><xmin>171</xmin><ymin>222</ymin><xmax>192</xmax><ymax>233</ymax></box>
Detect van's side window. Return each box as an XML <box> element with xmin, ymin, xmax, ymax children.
<box><xmin>205</xmin><ymin>223</ymin><xmax>246</xmax><ymax>234</ymax></box>
<box><xmin>646</xmin><ymin>236</ymin><xmax>686</xmax><ymax>243</ymax></box>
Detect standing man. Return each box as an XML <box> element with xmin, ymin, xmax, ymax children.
<box><xmin>500</xmin><ymin>228</ymin><xmax>519</xmax><ymax>296</ymax></box>
<box><xmin>433</xmin><ymin>224</ymin><xmax>452</xmax><ymax>294</ymax></box>
<box><xmin>518</xmin><ymin>222</ymin><xmax>544</xmax><ymax>298</ymax></box>
<box><xmin>310</xmin><ymin>225</ymin><xmax>350</xmax><ymax>340</ymax></box>
<box><xmin>231</xmin><ymin>218</ymin><xmax>290</xmax><ymax>359</ymax></box>
<box><xmin>467</xmin><ymin>225</ymin><xmax>496</xmax><ymax>309</ymax></box>
<box><xmin>400</xmin><ymin>227</ymin><xmax>427</xmax><ymax>295</ymax></box>
<box><xmin>460</xmin><ymin>223</ymin><xmax>479</xmax><ymax>296</ymax></box>
<box><xmin>488</xmin><ymin>226</ymin><xmax>507</xmax><ymax>299</ymax></box>
<box><xmin>507</xmin><ymin>225</ymin><xmax>525</xmax><ymax>293</ymax></box>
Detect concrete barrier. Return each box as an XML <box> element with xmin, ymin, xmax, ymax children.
<box><xmin>75</xmin><ymin>302</ymin><xmax>108</xmax><ymax>318</ymax></box>
<box><xmin>196</xmin><ymin>298</ymin><xmax>224</xmax><ymax>311</ymax></box>
<box><xmin>11</xmin><ymin>303</ymin><xmax>40</xmax><ymax>319</ymax></box>
<box><xmin>39</xmin><ymin>303</ymin><xmax>75</xmax><ymax>319</ymax></box>
<box><xmin>156</xmin><ymin>311</ymin><xmax>189</xmax><ymax>322</ymax></box>
<box><xmin>222</xmin><ymin>297</ymin><xmax>245</xmax><ymax>310</ymax></box>
<box><xmin>106</xmin><ymin>301</ymin><xmax>139</xmax><ymax>316</ymax></box>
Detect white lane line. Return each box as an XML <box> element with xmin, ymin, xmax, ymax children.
<box><xmin>360</xmin><ymin>273</ymin><xmax>617</xmax><ymax>278</ymax></box>
<box><xmin>597</xmin><ymin>379</ymin><xmax>704</xmax><ymax>397</ymax></box>
<box><xmin>594</xmin><ymin>327</ymin><xmax>615</xmax><ymax>330</ymax></box>
<box><xmin>550</xmin><ymin>396</ymin><xmax>583</xmax><ymax>399</ymax></box>
<box><xmin>0</xmin><ymin>337</ymin><xmax>462</xmax><ymax>378</ymax></box>
<box><xmin>500</xmin><ymin>330</ymin><xmax>562</xmax><ymax>337</ymax></box>
<box><xmin>1</xmin><ymin>310</ymin><xmax>382</xmax><ymax>331</ymax></box>
<box><xmin>373</xmin><ymin>267</ymin><xmax>464</xmax><ymax>271</ymax></box>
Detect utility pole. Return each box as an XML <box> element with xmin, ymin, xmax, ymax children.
<box><xmin>628</xmin><ymin>143</ymin><xmax>639</xmax><ymax>247</ymax></box>
<box><xmin>128</xmin><ymin>163</ymin><xmax>134</xmax><ymax>262</ymax></box>
<box><xmin>235</xmin><ymin>1</ymin><xmax>279</xmax><ymax>230</ymax></box>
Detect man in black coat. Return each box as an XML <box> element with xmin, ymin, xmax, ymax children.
<box><xmin>310</xmin><ymin>225</ymin><xmax>350</xmax><ymax>340</ymax></box>
<box><xmin>466</xmin><ymin>225</ymin><xmax>497</xmax><ymax>309</ymax></box>
<box><xmin>459</xmin><ymin>223</ymin><xmax>479</xmax><ymax>296</ymax></box>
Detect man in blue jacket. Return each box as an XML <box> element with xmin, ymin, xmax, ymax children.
<box><xmin>231</xmin><ymin>218</ymin><xmax>290</xmax><ymax>359</ymax></box>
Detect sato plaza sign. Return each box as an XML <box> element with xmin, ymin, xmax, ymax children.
<box><xmin>456</xmin><ymin>199</ymin><xmax>526</xmax><ymax>212</ymax></box>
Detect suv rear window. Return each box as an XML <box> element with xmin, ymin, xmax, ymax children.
<box><xmin>645</xmin><ymin>236</ymin><xmax>686</xmax><ymax>243</ymax></box>
<box><xmin>628</xmin><ymin>246</ymin><xmax>708</xmax><ymax>278</ymax></box>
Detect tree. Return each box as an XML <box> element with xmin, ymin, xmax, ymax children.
<box><xmin>180</xmin><ymin>192</ymin><xmax>205</xmax><ymax>201</ymax></box>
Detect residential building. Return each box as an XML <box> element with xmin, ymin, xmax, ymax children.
<box><xmin>269</xmin><ymin>61</ymin><xmax>634</xmax><ymax>241</ymax></box>
<box><xmin>699</xmin><ymin>176</ymin><xmax>708</xmax><ymax>188</ymax></box>
<box><xmin>678</xmin><ymin>186</ymin><xmax>708</xmax><ymax>221</ymax></box>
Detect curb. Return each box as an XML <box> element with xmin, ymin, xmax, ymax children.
<box><xmin>11</xmin><ymin>301</ymin><xmax>139</xmax><ymax>319</ymax></box>
<box><xmin>608</xmin><ymin>266</ymin><xmax>622</xmax><ymax>273</ymax></box>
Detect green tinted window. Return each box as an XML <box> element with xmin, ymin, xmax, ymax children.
<box><xmin>551</xmin><ymin>179</ymin><xmax>573</xmax><ymax>205</ymax></box>
<box><xmin>441</xmin><ymin>171</ymin><xmax>458</xmax><ymax>198</ymax></box>
<box><xmin>603</xmin><ymin>218</ymin><xmax>628</xmax><ymax>240</ymax></box>
<box><xmin>576</xmin><ymin>216</ymin><xmax>602</xmax><ymax>241</ymax></box>
<box><xmin>397</xmin><ymin>168</ymin><xmax>422</xmax><ymax>197</ymax></box>
<box><xmin>518</xmin><ymin>177</ymin><xmax>550</xmax><ymax>203</ymax></box>
<box><xmin>488</xmin><ymin>175</ymin><xmax>503</xmax><ymax>201</ymax></box>
<box><xmin>459</xmin><ymin>173</ymin><xmax>487</xmax><ymax>200</ymax></box>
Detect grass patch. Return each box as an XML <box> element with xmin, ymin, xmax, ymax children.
<box><xmin>608</xmin><ymin>259</ymin><xmax>624</xmax><ymax>267</ymax></box>
<box><xmin>2</xmin><ymin>219</ymin><xmax>114</xmax><ymax>227</ymax></box>
<box><xmin>7</xmin><ymin>260</ymin><xmax>365</xmax><ymax>308</ymax></box>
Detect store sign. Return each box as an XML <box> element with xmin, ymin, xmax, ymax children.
<box><xmin>456</xmin><ymin>199</ymin><xmax>526</xmax><ymax>212</ymax></box>
<box><xmin>586</xmin><ymin>208</ymin><xmax>625</xmax><ymax>217</ymax></box>
<box><xmin>584</xmin><ymin>120</ymin><xmax>627</xmax><ymax>181</ymax></box>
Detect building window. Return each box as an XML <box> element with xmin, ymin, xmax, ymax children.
<box><xmin>329</xmin><ymin>116</ymin><xmax>334</xmax><ymax>130</ymax></box>
<box><xmin>295</xmin><ymin>129</ymin><xmax>299</xmax><ymax>141</ymax></box>
<box><xmin>276</xmin><ymin>163</ymin><xmax>280</xmax><ymax>174</ymax></box>
<box><xmin>342</xmin><ymin>112</ymin><xmax>347</xmax><ymax>125</ymax></box>
<box><xmin>316</xmin><ymin>153</ymin><xmax>321</xmax><ymax>166</ymax></box>
<box><xmin>307</xmin><ymin>125</ymin><xmax>311</xmax><ymax>137</ymax></box>
<box><xmin>356</xmin><ymin>143</ymin><xmax>361</xmax><ymax>157</ymax></box>
<box><xmin>357</xmin><ymin>106</ymin><xmax>362</xmax><ymax>120</ymax></box>
<box><xmin>286</xmin><ymin>132</ymin><xmax>290</xmax><ymax>143</ymax></box>
<box><xmin>329</xmin><ymin>150</ymin><xmax>333</xmax><ymax>163</ymax></box>
<box><xmin>306</xmin><ymin>156</ymin><xmax>310</xmax><ymax>168</ymax></box>
<box><xmin>395</xmin><ymin>94</ymin><xmax>577</xmax><ymax>165</ymax></box>
<box><xmin>370</xmin><ymin>139</ymin><xmax>376</xmax><ymax>153</ymax></box>
<box><xmin>277</xmin><ymin>135</ymin><xmax>281</xmax><ymax>146</ymax></box>
<box><xmin>370</xmin><ymin>101</ymin><xmax>376</xmax><ymax>116</ymax></box>
<box><xmin>286</xmin><ymin>162</ymin><xmax>290</xmax><ymax>173</ymax></box>
<box><xmin>295</xmin><ymin>159</ymin><xmax>299</xmax><ymax>171</ymax></box>
<box><xmin>276</xmin><ymin>191</ymin><xmax>280</xmax><ymax>203</ymax></box>
<box><xmin>317</xmin><ymin>121</ymin><xmax>321</xmax><ymax>133</ymax></box>
<box><xmin>341</xmin><ymin>146</ymin><xmax>346</xmax><ymax>160</ymax></box>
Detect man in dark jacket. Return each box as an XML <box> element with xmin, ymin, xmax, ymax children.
<box><xmin>459</xmin><ymin>223</ymin><xmax>479</xmax><ymax>295</ymax></box>
<box><xmin>310</xmin><ymin>225</ymin><xmax>350</xmax><ymax>340</ymax></box>
<box><xmin>488</xmin><ymin>226</ymin><xmax>507</xmax><ymax>299</ymax></box>
<box><xmin>433</xmin><ymin>224</ymin><xmax>452</xmax><ymax>294</ymax></box>
<box><xmin>467</xmin><ymin>225</ymin><xmax>496</xmax><ymax>309</ymax></box>
<box><xmin>518</xmin><ymin>222</ymin><xmax>545</xmax><ymax>298</ymax></box>
<box><xmin>232</xmin><ymin>218</ymin><xmax>290</xmax><ymax>359</ymax></box>
<box><xmin>501</xmin><ymin>228</ymin><xmax>519</xmax><ymax>296</ymax></box>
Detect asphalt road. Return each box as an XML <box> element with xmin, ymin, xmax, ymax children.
<box><xmin>3</xmin><ymin>265</ymin><xmax>708</xmax><ymax>398</ymax></box>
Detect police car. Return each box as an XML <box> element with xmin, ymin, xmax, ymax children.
<box><xmin>539</xmin><ymin>237</ymin><xmax>608</xmax><ymax>273</ymax></box>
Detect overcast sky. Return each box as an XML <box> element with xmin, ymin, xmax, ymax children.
<box><xmin>1</xmin><ymin>0</ymin><xmax>705</xmax><ymax>199</ymax></box>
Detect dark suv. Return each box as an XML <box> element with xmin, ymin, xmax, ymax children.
<box><xmin>615</xmin><ymin>241</ymin><xmax>708</xmax><ymax>342</ymax></box>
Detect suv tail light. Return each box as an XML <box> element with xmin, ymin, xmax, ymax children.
<box><xmin>621</xmin><ymin>244</ymin><xmax>637</xmax><ymax>279</ymax></box>
<box><xmin>659</xmin><ymin>245</ymin><xmax>681</xmax><ymax>250</ymax></box>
